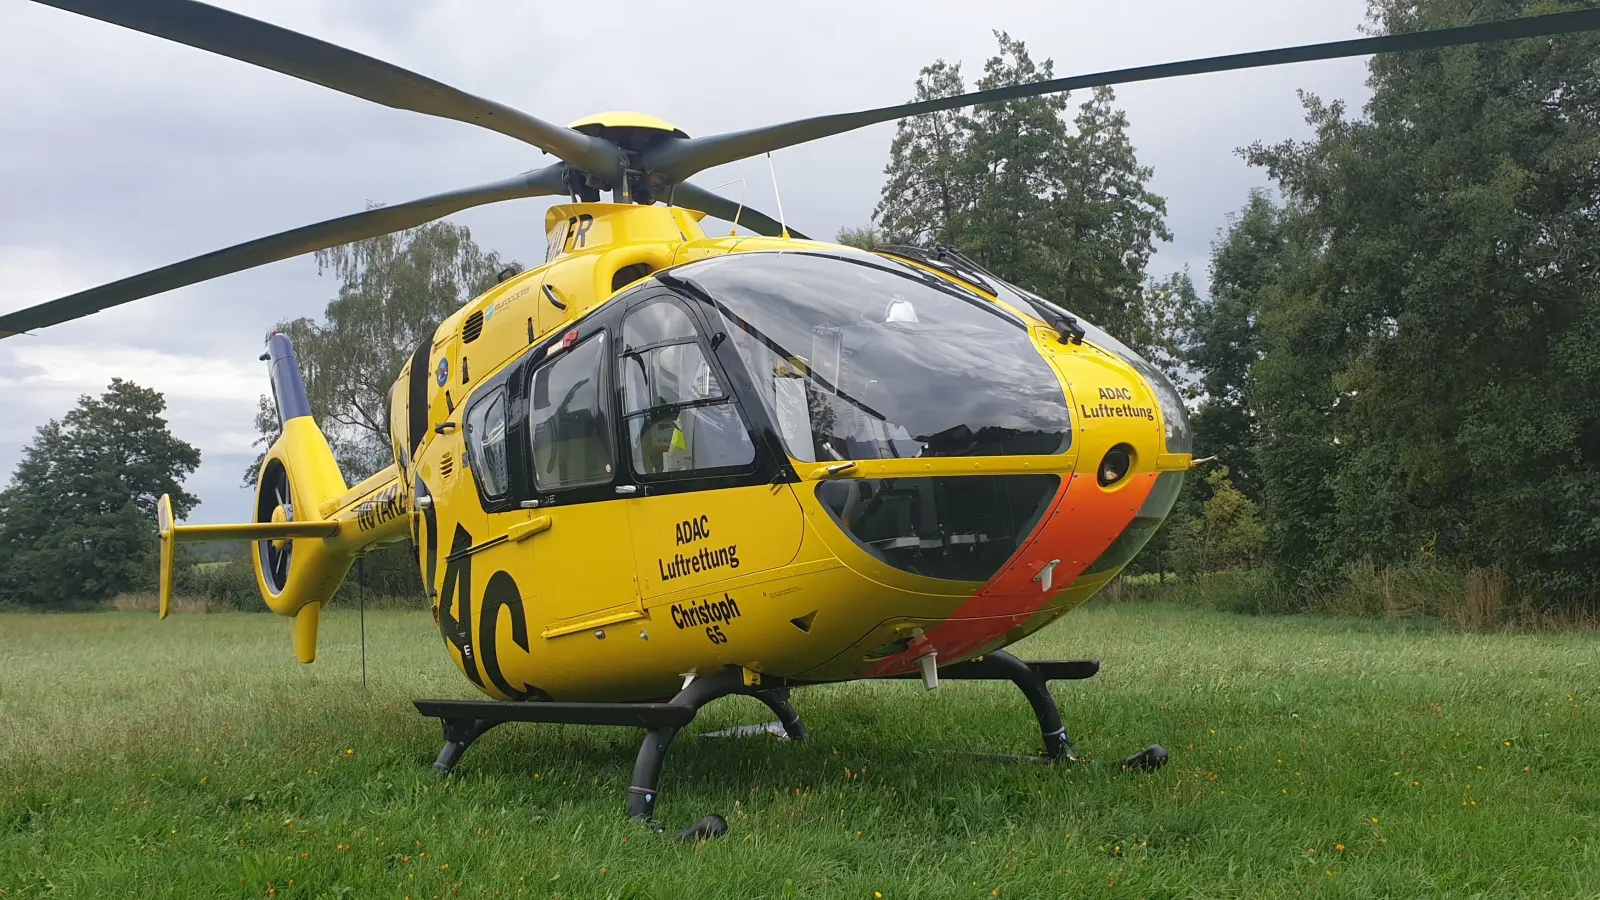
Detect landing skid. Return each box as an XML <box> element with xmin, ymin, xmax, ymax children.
<box><xmin>412</xmin><ymin>650</ymin><xmax>1166</xmax><ymax>838</ymax></box>
<box><xmin>877</xmin><ymin>653</ymin><xmax>1167</xmax><ymax>770</ymax></box>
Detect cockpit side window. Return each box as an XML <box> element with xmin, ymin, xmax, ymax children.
<box><xmin>465</xmin><ymin>387</ymin><xmax>510</xmax><ymax>498</ymax></box>
<box><xmin>528</xmin><ymin>333</ymin><xmax>615</xmax><ymax>491</ymax></box>
<box><xmin>619</xmin><ymin>298</ymin><xmax>755</xmax><ymax>478</ymax></box>
<box><xmin>386</xmin><ymin>381</ymin><xmax>410</xmax><ymax>473</ymax></box>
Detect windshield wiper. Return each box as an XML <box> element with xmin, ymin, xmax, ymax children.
<box><xmin>876</xmin><ymin>245</ymin><xmax>995</xmax><ymax>295</ymax></box>
<box><xmin>884</xmin><ymin>245</ymin><xmax>1086</xmax><ymax>345</ymax></box>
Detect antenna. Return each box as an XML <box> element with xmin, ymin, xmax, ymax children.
<box><xmin>708</xmin><ymin>179</ymin><xmax>748</xmax><ymax>236</ymax></box>
<box><xmin>765</xmin><ymin>153</ymin><xmax>790</xmax><ymax>239</ymax></box>
<box><xmin>358</xmin><ymin>554</ymin><xmax>367</xmax><ymax>690</ymax></box>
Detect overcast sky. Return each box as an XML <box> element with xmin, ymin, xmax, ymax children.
<box><xmin>0</xmin><ymin>0</ymin><xmax>1372</xmax><ymax>524</ymax></box>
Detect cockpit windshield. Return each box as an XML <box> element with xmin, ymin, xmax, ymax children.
<box><xmin>670</xmin><ymin>252</ymin><xmax>1071</xmax><ymax>463</ymax></box>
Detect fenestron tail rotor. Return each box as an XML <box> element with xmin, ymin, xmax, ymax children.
<box><xmin>258</xmin><ymin>459</ymin><xmax>295</xmax><ymax>596</ymax></box>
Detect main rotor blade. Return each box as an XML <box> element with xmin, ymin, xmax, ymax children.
<box><xmin>0</xmin><ymin>165</ymin><xmax>569</xmax><ymax>337</ymax></box>
<box><xmin>30</xmin><ymin>0</ymin><xmax>621</xmax><ymax>179</ymax></box>
<box><xmin>644</xmin><ymin>8</ymin><xmax>1600</xmax><ymax>181</ymax></box>
<box><xmin>669</xmin><ymin>182</ymin><xmax>808</xmax><ymax>240</ymax></box>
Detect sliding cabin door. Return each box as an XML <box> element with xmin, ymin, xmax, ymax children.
<box><xmin>519</xmin><ymin>323</ymin><xmax>639</xmax><ymax>636</ymax></box>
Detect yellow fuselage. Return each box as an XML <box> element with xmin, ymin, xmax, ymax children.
<box><xmin>348</xmin><ymin>202</ymin><xmax>1193</xmax><ymax>702</ymax></box>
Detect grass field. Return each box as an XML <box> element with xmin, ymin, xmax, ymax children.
<box><xmin>1</xmin><ymin>604</ymin><xmax>1595</xmax><ymax>899</ymax></box>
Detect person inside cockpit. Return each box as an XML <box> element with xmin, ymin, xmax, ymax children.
<box><xmin>658</xmin><ymin>355</ymin><xmax>750</xmax><ymax>472</ymax></box>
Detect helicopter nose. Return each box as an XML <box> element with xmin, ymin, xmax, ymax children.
<box><xmin>863</xmin><ymin>341</ymin><xmax>1187</xmax><ymax>674</ymax></box>
<box><xmin>889</xmin><ymin>466</ymin><xmax>1161</xmax><ymax>668</ymax></box>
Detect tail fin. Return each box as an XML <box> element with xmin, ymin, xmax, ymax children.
<box><xmin>155</xmin><ymin>333</ymin><xmax>410</xmax><ymax>662</ymax></box>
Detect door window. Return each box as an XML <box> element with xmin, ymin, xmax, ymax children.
<box><xmin>464</xmin><ymin>388</ymin><xmax>509</xmax><ymax>498</ymax></box>
<box><xmin>528</xmin><ymin>333</ymin><xmax>614</xmax><ymax>490</ymax></box>
<box><xmin>619</xmin><ymin>299</ymin><xmax>754</xmax><ymax>477</ymax></box>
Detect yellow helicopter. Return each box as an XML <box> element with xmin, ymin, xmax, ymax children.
<box><xmin>9</xmin><ymin>0</ymin><xmax>1599</xmax><ymax>838</ymax></box>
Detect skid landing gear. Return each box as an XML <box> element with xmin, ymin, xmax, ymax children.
<box><xmin>414</xmin><ymin>669</ymin><xmax>805</xmax><ymax>840</ymax></box>
<box><xmin>623</xmin><ymin>667</ymin><xmax>802</xmax><ymax>826</ymax></box>
<box><xmin>878</xmin><ymin>650</ymin><xmax>1168</xmax><ymax>770</ymax></box>
<box><xmin>412</xmin><ymin>653</ymin><xmax>1164</xmax><ymax>837</ymax></box>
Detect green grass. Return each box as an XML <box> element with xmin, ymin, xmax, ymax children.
<box><xmin>1</xmin><ymin>605</ymin><xmax>1595</xmax><ymax>898</ymax></box>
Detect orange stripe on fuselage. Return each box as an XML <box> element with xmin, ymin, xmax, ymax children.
<box><xmin>866</xmin><ymin>471</ymin><xmax>1157</xmax><ymax>675</ymax></box>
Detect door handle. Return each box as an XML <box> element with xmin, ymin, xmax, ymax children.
<box><xmin>508</xmin><ymin>515</ymin><xmax>552</xmax><ymax>543</ymax></box>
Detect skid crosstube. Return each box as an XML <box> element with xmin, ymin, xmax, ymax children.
<box><xmin>412</xmin><ymin>652</ymin><xmax>1160</xmax><ymax>835</ymax></box>
<box><xmin>876</xmin><ymin>653</ymin><xmax>1101</xmax><ymax>761</ymax></box>
<box><xmin>414</xmin><ymin>667</ymin><xmax>805</xmax><ymax>828</ymax></box>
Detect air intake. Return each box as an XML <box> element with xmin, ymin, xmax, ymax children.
<box><xmin>462</xmin><ymin>310</ymin><xmax>484</xmax><ymax>343</ymax></box>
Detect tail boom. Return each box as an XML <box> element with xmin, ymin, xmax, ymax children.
<box><xmin>155</xmin><ymin>332</ymin><xmax>412</xmax><ymax>663</ymax></box>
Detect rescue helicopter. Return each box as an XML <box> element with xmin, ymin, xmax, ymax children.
<box><xmin>7</xmin><ymin>0</ymin><xmax>1598</xmax><ymax>839</ymax></box>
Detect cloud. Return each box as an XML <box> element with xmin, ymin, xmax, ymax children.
<box><xmin>0</xmin><ymin>0</ymin><xmax>1373</xmax><ymax>524</ymax></box>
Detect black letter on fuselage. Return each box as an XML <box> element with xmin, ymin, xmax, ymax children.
<box><xmin>437</xmin><ymin>524</ymin><xmax>484</xmax><ymax>688</ymax></box>
<box><xmin>572</xmin><ymin>214</ymin><xmax>594</xmax><ymax>249</ymax></box>
<box><xmin>478</xmin><ymin>570</ymin><xmax>535</xmax><ymax>700</ymax></box>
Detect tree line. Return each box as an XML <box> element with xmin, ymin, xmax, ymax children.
<box><xmin>2</xmin><ymin>0</ymin><xmax>1594</xmax><ymax>620</ymax></box>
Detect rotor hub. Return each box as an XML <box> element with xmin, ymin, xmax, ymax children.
<box><xmin>564</xmin><ymin>113</ymin><xmax>690</xmax><ymax>204</ymax></box>
<box><xmin>270</xmin><ymin>503</ymin><xmax>289</xmax><ymax>552</ymax></box>
<box><xmin>567</xmin><ymin>112</ymin><xmax>688</xmax><ymax>149</ymax></box>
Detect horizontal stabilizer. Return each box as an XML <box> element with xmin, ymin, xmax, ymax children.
<box><xmin>164</xmin><ymin>520</ymin><xmax>341</xmax><ymax>543</ymax></box>
<box><xmin>155</xmin><ymin>494</ymin><xmax>340</xmax><ymax>619</ymax></box>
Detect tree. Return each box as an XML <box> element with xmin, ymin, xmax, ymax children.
<box><xmin>1179</xmin><ymin>466</ymin><xmax>1264</xmax><ymax>573</ymax></box>
<box><xmin>835</xmin><ymin>225</ymin><xmax>887</xmax><ymax>251</ymax></box>
<box><xmin>1245</xmin><ymin>0</ymin><xmax>1600</xmax><ymax>602</ymax></box>
<box><xmin>873</xmin><ymin>59</ymin><xmax>973</xmax><ymax>247</ymax></box>
<box><xmin>0</xmin><ymin>380</ymin><xmax>200</xmax><ymax>606</ymax></box>
<box><xmin>953</xmin><ymin>35</ymin><xmax>1076</xmax><ymax>290</ymax></box>
<box><xmin>870</xmin><ymin>33</ymin><xmax>1194</xmax><ymax>582</ymax></box>
<box><xmin>872</xmin><ymin>33</ymin><xmax>1177</xmax><ymax>355</ymax></box>
<box><xmin>249</xmin><ymin>218</ymin><xmax>520</xmax><ymax>482</ymax></box>
<box><xmin>1047</xmin><ymin>86</ymin><xmax>1173</xmax><ymax>340</ymax></box>
<box><xmin>246</xmin><ymin>219</ymin><xmax>519</xmax><ymax>604</ymax></box>
<box><xmin>1183</xmin><ymin>190</ymin><xmax>1285</xmax><ymax>499</ymax></box>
